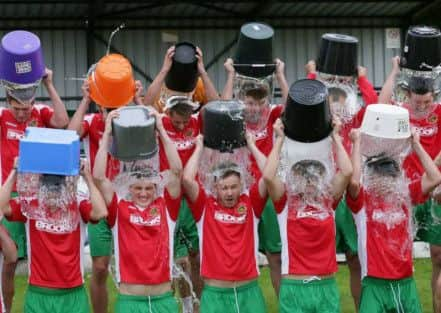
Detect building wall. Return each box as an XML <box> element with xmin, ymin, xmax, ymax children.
<box><xmin>0</xmin><ymin>27</ymin><xmax>401</xmax><ymax>110</ymax></box>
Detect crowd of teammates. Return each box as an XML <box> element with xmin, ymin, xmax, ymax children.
<box><xmin>0</xmin><ymin>40</ymin><xmax>441</xmax><ymax>313</ymax></box>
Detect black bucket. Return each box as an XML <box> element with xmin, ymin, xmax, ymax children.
<box><xmin>165</xmin><ymin>42</ymin><xmax>198</xmax><ymax>92</ymax></box>
<box><xmin>234</xmin><ymin>22</ymin><xmax>275</xmax><ymax>78</ymax></box>
<box><xmin>401</xmin><ymin>26</ymin><xmax>441</xmax><ymax>71</ymax></box>
<box><xmin>202</xmin><ymin>100</ymin><xmax>246</xmax><ymax>152</ymax></box>
<box><xmin>282</xmin><ymin>79</ymin><xmax>332</xmax><ymax>142</ymax></box>
<box><xmin>316</xmin><ymin>33</ymin><xmax>358</xmax><ymax>76</ymax></box>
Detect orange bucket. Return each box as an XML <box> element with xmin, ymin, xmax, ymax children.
<box><xmin>88</xmin><ymin>54</ymin><xmax>135</xmax><ymax>108</ymax></box>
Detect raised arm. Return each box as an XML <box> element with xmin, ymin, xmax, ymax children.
<box><xmin>378</xmin><ymin>56</ymin><xmax>400</xmax><ymax>104</ymax></box>
<box><xmin>330</xmin><ymin>120</ymin><xmax>353</xmax><ymax>200</ymax></box>
<box><xmin>154</xmin><ymin>111</ymin><xmax>182</xmax><ymax>198</ymax></box>
<box><xmin>262</xmin><ymin>119</ymin><xmax>286</xmax><ymax>202</ymax></box>
<box><xmin>275</xmin><ymin>58</ymin><xmax>289</xmax><ymax>106</ymax></box>
<box><xmin>67</xmin><ymin>80</ymin><xmax>91</xmax><ymax>137</ymax></box>
<box><xmin>357</xmin><ymin>66</ymin><xmax>378</xmax><ymax>105</ymax></box>
<box><xmin>196</xmin><ymin>47</ymin><xmax>219</xmax><ymax>102</ymax></box>
<box><xmin>81</xmin><ymin>161</ymin><xmax>108</xmax><ymax>221</ymax></box>
<box><xmin>347</xmin><ymin>129</ymin><xmax>362</xmax><ymax>199</ymax></box>
<box><xmin>93</xmin><ymin>111</ymin><xmax>118</xmax><ymax>205</ymax></box>
<box><xmin>182</xmin><ymin>135</ymin><xmax>203</xmax><ymax>203</ymax></box>
<box><xmin>221</xmin><ymin>58</ymin><xmax>235</xmax><ymax>100</ymax></box>
<box><xmin>412</xmin><ymin>130</ymin><xmax>441</xmax><ymax>195</ymax></box>
<box><xmin>0</xmin><ymin>223</ymin><xmax>17</xmax><ymax>265</ymax></box>
<box><xmin>143</xmin><ymin>46</ymin><xmax>174</xmax><ymax>106</ymax></box>
<box><xmin>246</xmin><ymin>131</ymin><xmax>267</xmax><ymax>198</ymax></box>
<box><xmin>43</xmin><ymin>68</ymin><xmax>69</xmax><ymax>128</ymax></box>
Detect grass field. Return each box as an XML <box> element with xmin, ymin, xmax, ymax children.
<box><xmin>10</xmin><ymin>258</ymin><xmax>433</xmax><ymax>313</ymax></box>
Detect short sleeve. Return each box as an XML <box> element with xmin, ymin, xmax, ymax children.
<box><xmin>249</xmin><ymin>182</ymin><xmax>267</xmax><ymax>218</ymax></box>
<box><xmin>79</xmin><ymin>200</ymin><xmax>94</xmax><ymax>223</ymax></box>
<box><xmin>345</xmin><ymin>188</ymin><xmax>364</xmax><ymax>213</ymax></box>
<box><xmin>106</xmin><ymin>193</ymin><xmax>119</xmax><ymax>227</ymax></box>
<box><xmin>272</xmin><ymin>192</ymin><xmax>287</xmax><ymax>214</ymax></box>
<box><xmin>81</xmin><ymin>114</ymin><xmax>94</xmax><ymax>138</ymax></box>
<box><xmin>7</xmin><ymin>199</ymin><xmax>27</xmax><ymax>222</ymax></box>
<box><xmin>408</xmin><ymin>179</ymin><xmax>428</xmax><ymax>206</ymax></box>
<box><xmin>34</xmin><ymin>104</ymin><xmax>54</xmax><ymax>127</ymax></box>
<box><xmin>164</xmin><ymin>189</ymin><xmax>182</xmax><ymax>221</ymax></box>
<box><xmin>186</xmin><ymin>183</ymin><xmax>206</xmax><ymax>222</ymax></box>
<box><xmin>269</xmin><ymin>105</ymin><xmax>283</xmax><ymax>124</ymax></box>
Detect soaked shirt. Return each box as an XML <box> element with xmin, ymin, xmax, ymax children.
<box><xmin>159</xmin><ymin>114</ymin><xmax>201</xmax><ymax>171</ymax></box>
<box><xmin>107</xmin><ymin>190</ymin><xmax>180</xmax><ymax>284</ymax></box>
<box><xmin>82</xmin><ymin>113</ymin><xmax>120</xmax><ymax>181</ymax></box>
<box><xmin>274</xmin><ymin>192</ymin><xmax>339</xmax><ymax>275</ymax></box>
<box><xmin>249</xmin><ymin>105</ymin><xmax>284</xmax><ymax>179</ymax></box>
<box><xmin>8</xmin><ymin>197</ymin><xmax>92</xmax><ymax>288</ymax></box>
<box><xmin>346</xmin><ymin>180</ymin><xmax>427</xmax><ymax>279</ymax></box>
<box><xmin>187</xmin><ymin>183</ymin><xmax>266</xmax><ymax>281</ymax></box>
<box><xmin>0</xmin><ymin>105</ymin><xmax>53</xmax><ymax>184</ymax></box>
<box><xmin>403</xmin><ymin>105</ymin><xmax>441</xmax><ymax>180</ymax></box>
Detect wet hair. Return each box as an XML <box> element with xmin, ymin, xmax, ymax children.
<box><xmin>291</xmin><ymin>160</ymin><xmax>326</xmax><ymax>179</ymax></box>
<box><xmin>328</xmin><ymin>87</ymin><xmax>347</xmax><ymax>102</ymax></box>
<box><xmin>242</xmin><ymin>81</ymin><xmax>269</xmax><ymax>100</ymax></box>
<box><xmin>213</xmin><ymin>161</ymin><xmax>242</xmax><ymax>181</ymax></box>
<box><xmin>366</xmin><ymin>156</ymin><xmax>400</xmax><ymax>177</ymax></box>
<box><xmin>409</xmin><ymin>77</ymin><xmax>434</xmax><ymax>95</ymax></box>
<box><xmin>40</xmin><ymin>174</ymin><xmax>65</xmax><ymax>192</ymax></box>
<box><xmin>169</xmin><ymin>101</ymin><xmax>194</xmax><ymax>117</ymax></box>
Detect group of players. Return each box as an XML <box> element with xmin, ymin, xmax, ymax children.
<box><xmin>0</xmin><ymin>28</ymin><xmax>440</xmax><ymax>313</ymax></box>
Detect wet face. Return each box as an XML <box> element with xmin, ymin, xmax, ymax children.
<box><xmin>408</xmin><ymin>92</ymin><xmax>434</xmax><ymax>119</ymax></box>
<box><xmin>169</xmin><ymin>111</ymin><xmax>191</xmax><ymax>131</ymax></box>
<box><xmin>129</xmin><ymin>180</ymin><xmax>157</xmax><ymax>207</ymax></box>
<box><xmin>244</xmin><ymin>96</ymin><xmax>268</xmax><ymax>125</ymax></box>
<box><xmin>8</xmin><ymin>98</ymin><xmax>33</xmax><ymax>123</ymax></box>
<box><xmin>215</xmin><ymin>174</ymin><xmax>242</xmax><ymax>208</ymax></box>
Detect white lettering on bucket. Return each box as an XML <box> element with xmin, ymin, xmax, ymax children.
<box><xmin>15</xmin><ymin>61</ymin><xmax>32</xmax><ymax>74</ymax></box>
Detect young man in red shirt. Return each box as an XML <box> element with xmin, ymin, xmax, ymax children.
<box><xmin>159</xmin><ymin>96</ymin><xmax>202</xmax><ymax>312</ymax></box>
<box><xmin>0</xmin><ymin>161</ymin><xmax>108</xmax><ymax>313</ymax></box>
<box><xmin>347</xmin><ymin>129</ymin><xmax>441</xmax><ymax>312</ymax></box>
<box><xmin>305</xmin><ymin>60</ymin><xmax>378</xmax><ymax>311</ymax></box>
<box><xmin>67</xmin><ymin>79</ymin><xmax>143</xmax><ymax>313</ymax></box>
<box><xmin>93</xmin><ymin>110</ymin><xmax>183</xmax><ymax>313</ymax></box>
<box><xmin>0</xmin><ymin>68</ymin><xmax>69</xmax><ymax>313</ymax></box>
<box><xmin>221</xmin><ymin>57</ymin><xmax>289</xmax><ymax>295</ymax></box>
<box><xmin>263</xmin><ymin>119</ymin><xmax>353</xmax><ymax>313</ymax></box>
<box><xmin>379</xmin><ymin>56</ymin><xmax>441</xmax><ymax>312</ymax></box>
<box><xmin>182</xmin><ymin>131</ymin><xmax>269</xmax><ymax>313</ymax></box>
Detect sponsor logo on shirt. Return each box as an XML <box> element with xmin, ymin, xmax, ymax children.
<box><xmin>253</xmin><ymin>128</ymin><xmax>269</xmax><ymax>141</ymax></box>
<box><xmin>35</xmin><ymin>220</ymin><xmax>74</xmax><ymax>234</ymax></box>
<box><xmin>413</xmin><ymin>125</ymin><xmax>438</xmax><ymax>137</ymax></box>
<box><xmin>214</xmin><ymin>210</ymin><xmax>246</xmax><ymax>224</ymax></box>
<box><xmin>173</xmin><ymin>139</ymin><xmax>196</xmax><ymax>151</ymax></box>
<box><xmin>5</xmin><ymin>122</ymin><xmax>17</xmax><ymax>127</ymax></box>
<box><xmin>6</xmin><ymin>129</ymin><xmax>24</xmax><ymax>140</ymax></box>
<box><xmin>296</xmin><ymin>210</ymin><xmax>330</xmax><ymax>220</ymax></box>
<box><xmin>372</xmin><ymin>209</ymin><xmax>406</xmax><ymax>228</ymax></box>
<box><xmin>130</xmin><ymin>214</ymin><xmax>161</xmax><ymax>226</ymax></box>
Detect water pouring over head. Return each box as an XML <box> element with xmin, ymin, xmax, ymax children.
<box><xmin>165</xmin><ymin>96</ymin><xmax>199</xmax><ymax>132</ymax></box>
<box><xmin>212</xmin><ymin>162</ymin><xmax>243</xmax><ymax>208</ymax></box>
<box><xmin>290</xmin><ymin>160</ymin><xmax>327</xmax><ymax>199</ymax></box>
<box><xmin>405</xmin><ymin>76</ymin><xmax>436</xmax><ymax>120</ymax></box>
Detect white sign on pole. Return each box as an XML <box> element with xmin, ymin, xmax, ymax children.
<box><xmin>385</xmin><ymin>28</ymin><xmax>401</xmax><ymax>49</ymax></box>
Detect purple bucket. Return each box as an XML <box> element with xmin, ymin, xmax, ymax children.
<box><xmin>0</xmin><ymin>30</ymin><xmax>45</xmax><ymax>84</ymax></box>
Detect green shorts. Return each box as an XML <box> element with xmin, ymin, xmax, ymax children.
<box><xmin>24</xmin><ymin>284</ymin><xmax>89</xmax><ymax>313</ymax></box>
<box><xmin>359</xmin><ymin>276</ymin><xmax>422</xmax><ymax>313</ymax></box>
<box><xmin>3</xmin><ymin>191</ymin><xmax>26</xmax><ymax>259</ymax></box>
<box><xmin>88</xmin><ymin>219</ymin><xmax>113</xmax><ymax>257</ymax></box>
<box><xmin>201</xmin><ymin>280</ymin><xmax>266</xmax><ymax>313</ymax></box>
<box><xmin>258</xmin><ymin>199</ymin><xmax>282</xmax><ymax>254</ymax></box>
<box><xmin>413</xmin><ymin>198</ymin><xmax>441</xmax><ymax>245</ymax></box>
<box><xmin>174</xmin><ymin>198</ymin><xmax>199</xmax><ymax>259</ymax></box>
<box><xmin>279</xmin><ymin>277</ymin><xmax>340</xmax><ymax>313</ymax></box>
<box><xmin>115</xmin><ymin>291</ymin><xmax>178</xmax><ymax>313</ymax></box>
<box><xmin>335</xmin><ymin>199</ymin><xmax>358</xmax><ymax>255</ymax></box>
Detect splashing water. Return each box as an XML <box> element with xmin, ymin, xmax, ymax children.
<box><xmin>172</xmin><ymin>263</ymin><xmax>200</xmax><ymax>308</ymax></box>
<box><xmin>360</xmin><ymin>134</ymin><xmax>411</xmax><ymax>159</ymax></box>
<box><xmin>317</xmin><ymin>76</ymin><xmax>361</xmax><ymax>124</ymax></box>
<box><xmin>198</xmin><ymin>146</ymin><xmax>254</xmax><ymax>195</ymax></box>
<box><xmin>17</xmin><ymin>173</ymin><xmax>80</xmax><ymax>233</ymax></box>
